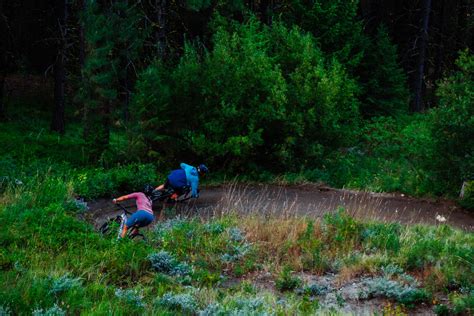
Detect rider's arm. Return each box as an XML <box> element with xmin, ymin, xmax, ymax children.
<box><xmin>180</xmin><ymin>163</ymin><xmax>199</xmax><ymax>198</ymax></box>
<box><xmin>190</xmin><ymin>177</ymin><xmax>199</xmax><ymax>198</ymax></box>
<box><xmin>113</xmin><ymin>193</ymin><xmax>138</xmax><ymax>203</ymax></box>
<box><xmin>180</xmin><ymin>162</ymin><xmax>192</xmax><ymax>170</ymax></box>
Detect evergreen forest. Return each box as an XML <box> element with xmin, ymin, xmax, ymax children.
<box><xmin>0</xmin><ymin>0</ymin><xmax>473</xmax><ymax>314</ymax></box>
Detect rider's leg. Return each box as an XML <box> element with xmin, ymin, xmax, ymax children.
<box><xmin>126</xmin><ymin>210</ymin><xmax>155</xmax><ymax>232</ymax></box>
<box><xmin>121</xmin><ymin>224</ymin><xmax>129</xmax><ymax>238</ymax></box>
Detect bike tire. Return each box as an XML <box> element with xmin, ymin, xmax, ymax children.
<box><xmin>99</xmin><ymin>217</ymin><xmax>121</xmax><ymax>236</ymax></box>
<box><xmin>129</xmin><ymin>232</ymin><xmax>146</xmax><ymax>241</ymax></box>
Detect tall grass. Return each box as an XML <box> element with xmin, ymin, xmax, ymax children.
<box><xmin>0</xmin><ymin>173</ymin><xmax>472</xmax><ymax>314</ymax></box>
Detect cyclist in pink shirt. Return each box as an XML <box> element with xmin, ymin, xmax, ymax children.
<box><xmin>112</xmin><ymin>185</ymin><xmax>155</xmax><ymax>238</ymax></box>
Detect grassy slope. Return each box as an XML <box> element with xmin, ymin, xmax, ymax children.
<box><xmin>0</xmin><ymin>104</ymin><xmax>472</xmax><ymax>314</ymax></box>
<box><xmin>0</xmin><ymin>171</ymin><xmax>473</xmax><ymax>314</ymax></box>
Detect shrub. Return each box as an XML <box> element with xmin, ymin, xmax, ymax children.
<box><xmin>199</xmin><ymin>297</ymin><xmax>269</xmax><ymax>315</ymax></box>
<box><xmin>131</xmin><ymin>18</ymin><xmax>360</xmax><ymax>172</ymax></box>
<box><xmin>0</xmin><ymin>305</ymin><xmax>12</xmax><ymax>316</ymax></box>
<box><xmin>73</xmin><ymin>163</ymin><xmax>157</xmax><ymax>199</ymax></box>
<box><xmin>32</xmin><ymin>304</ymin><xmax>66</xmax><ymax>316</ymax></box>
<box><xmin>460</xmin><ymin>180</ymin><xmax>474</xmax><ymax>210</ymax></box>
<box><xmin>301</xmin><ymin>283</ymin><xmax>330</xmax><ymax>296</ymax></box>
<box><xmin>361</xmin><ymin>222</ymin><xmax>401</xmax><ymax>253</ymax></box>
<box><xmin>323</xmin><ymin>208</ymin><xmax>362</xmax><ymax>251</ymax></box>
<box><xmin>148</xmin><ymin>251</ymin><xmax>192</xmax><ymax>278</ymax></box>
<box><xmin>450</xmin><ymin>291</ymin><xmax>474</xmax><ymax>315</ymax></box>
<box><xmin>358</xmin><ymin>25</ymin><xmax>409</xmax><ymax>117</ymax></box>
<box><xmin>431</xmin><ymin>50</ymin><xmax>474</xmax><ymax>197</ymax></box>
<box><xmin>401</xmin><ymin>229</ymin><xmax>445</xmax><ymax>270</ymax></box>
<box><xmin>148</xmin><ymin>251</ymin><xmax>176</xmax><ymax>274</ymax></box>
<box><xmin>157</xmin><ymin>293</ymin><xmax>197</xmax><ymax>314</ymax></box>
<box><xmin>276</xmin><ymin>266</ymin><xmax>302</xmax><ymax>292</ymax></box>
<box><xmin>49</xmin><ymin>274</ymin><xmax>82</xmax><ymax>296</ymax></box>
<box><xmin>364</xmin><ymin>277</ymin><xmax>430</xmax><ymax>307</ymax></box>
<box><xmin>114</xmin><ymin>288</ymin><xmax>146</xmax><ymax>308</ymax></box>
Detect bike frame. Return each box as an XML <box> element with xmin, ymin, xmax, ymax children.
<box><xmin>151</xmin><ymin>187</ymin><xmax>193</xmax><ymax>203</ymax></box>
<box><xmin>115</xmin><ymin>203</ymin><xmax>135</xmax><ymax>239</ymax></box>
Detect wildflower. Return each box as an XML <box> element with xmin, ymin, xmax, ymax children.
<box><xmin>436</xmin><ymin>215</ymin><xmax>446</xmax><ymax>223</ymax></box>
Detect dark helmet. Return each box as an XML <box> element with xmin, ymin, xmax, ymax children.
<box><xmin>197</xmin><ymin>164</ymin><xmax>209</xmax><ymax>174</ymax></box>
<box><xmin>143</xmin><ymin>184</ymin><xmax>155</xmax><ymax>197</ymax></box>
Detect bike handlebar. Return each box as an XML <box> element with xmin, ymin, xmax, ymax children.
<box><xmin>115</xmin><ymin>202</ymin><xmax>132</xmax><ymax>215</ymax></box>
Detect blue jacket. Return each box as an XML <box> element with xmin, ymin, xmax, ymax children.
<box><xmin>167</xmin><ymin>169</ymin><xmax>187</xmax><ymax>189</ymax></box>
<box><xmin>180</xmin><ymin>163</ymin><xmax>200</xmax><ymax>198</ymax></box>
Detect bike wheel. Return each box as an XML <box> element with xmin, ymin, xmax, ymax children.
<box><xmin>127</xmin><ymin>227</ymin><xmax>146</xmax><ymax>241</ymax></box>
<box><xmin>99</xmin><ymin>217</ymin><xmax>121</xmax><ymax>236</ymax></box>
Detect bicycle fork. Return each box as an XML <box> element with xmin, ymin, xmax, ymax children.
<box><xmin>118</xmin><ymin>213</ymin><xmax>127</xmax><ymax>240</ymax></box>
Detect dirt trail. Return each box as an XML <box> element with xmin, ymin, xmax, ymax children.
<box><xmin>86</xmin><ymin>184</ymin><xmax>474</xmax><ymax>231</ymax></box>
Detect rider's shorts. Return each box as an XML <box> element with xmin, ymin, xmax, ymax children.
<box><xmin>126</xmin><ymin>210</ymin><xmax>154</xmax><ymax>228</ymax></box>
<box><xmin>164</xmin><ymin>179</ymin><xmax>187</xmax><ymax>196</ymax></box>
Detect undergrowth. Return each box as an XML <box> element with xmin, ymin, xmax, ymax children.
<box><xmin>0</xmin><ymin>174</ymin><xmax>472</xmax><ymax>314</ymax></box>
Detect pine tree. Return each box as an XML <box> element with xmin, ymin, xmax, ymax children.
<box><xmin>360</xmin><ymin>25</ymin><xmax>409</xmax><ymax>117</ymax></box>
<box><xmin>78</xmin><ymin>1</ymin><xmax>148</xmax><ymax>161</ymax></box>
<box><xmin>79</xmin><ymin>1</ymin><xmax>118</xmax><ymax>160</ymax></box>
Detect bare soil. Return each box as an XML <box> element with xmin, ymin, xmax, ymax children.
<box><xmin>86</xmin><ymin>184</ymin><xmax>473</xmax><ymax>231</ymax></box>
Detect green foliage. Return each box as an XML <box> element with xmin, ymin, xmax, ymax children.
<box><xmin>460</xmin><ymin>180</ymin><xmax>474</xmax><ymax>209</ymax></box>
<box><xmin>186</xmin><ymin>0</ymin><xmax>211</xmax><ymax>11</ymax></box>
<box><xmin>450</xmin><ymin>291</ymin><xmax>474</xmax><ymax>315</ymax></box>
<box><xmin>435</xmin><ymin>291</ymin><xmax>474</xmax><ymax>315</ymax></box>
<box><xmin>323</xmin><ymin>208</ymin><xmax>362</xmax><ymax>251</ymax></box>
<box><xmin>361</xmin><ymin>222</ymin><xmax>401</xmax><ymax>253</ymax></box>
<box><xmin>431</xmin><ymin>50</ymin><xmax>474</xmax><ymax>197</ymax></box>
<box><xmin>359</xmin><ymin>25</ymin><xmax>409</xmax><ymax>117</ymax></box>
<box><xmin>73</xmin><ymin>163</ymin><xmax>157</xmax><ymax>199</ymax></box>
<box><xmin>152</xmin><ymin>218</ymin><xmax>255</xmax><ymax>280</ymax></box>
<box><xmin>156</xmin><ymin>292</ymin><xmax>197</xmax><ymax>314</ymax></box>
<box><xmin>399</xmin><ymin>225</ymin><xmax>474</xmax><ymax>288</ymax></box>
<box><xmin>114</xmin><ymin>288</ymin><xmax>145</xmax><ymax>308</ymax></box>
<box><xmin>49</xmin><ymin>274</ymin><xmax>82</xmax><ymax>297</ymax></box>
<box><xmin>364</xmin><ymin>277</ymin><xmax>430</xmax><ymax>308</ymax></box>
<box><xmin>320</xmin><ymin>114</ymin><xmax>437</xmax><ymax>196</ymax></box>
<box><xmin>275</xmin><ymin>266</ymin><xmax>302</xmax><ymax>291</ymax></box>
<box><xmin>0</xmin><ymin>167</ymin><xmax>472</xmax><ymax>314</ymax></box>
<box><xmin>132</xmin><ymin>18</ymin><xmax>360</xmax><ymax>172</ymax></box>
<box><xmin>78</xmin><ymin>1</ymin><xmax>149</xmax><ymax>160</ymax></box>
<box><xmin>282</xmin><ymin>0</ymin><xmax>368</xmax><ymax>69</ymax></box>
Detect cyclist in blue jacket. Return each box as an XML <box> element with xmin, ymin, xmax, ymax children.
<box><xmin>155</xmin><ymin>163</ymin><xmax>209</xmax><ymax>199</ymax></box>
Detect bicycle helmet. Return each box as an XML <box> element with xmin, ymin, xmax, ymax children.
<box><xmin>197</xmin><ymin>164</ymin><xmax>209</xmax><ymax>174</ymax></box>
<box><xmin>143</xmin><ymin>184</ymin><xmax>155</xmax><ymax>197</ymax></box>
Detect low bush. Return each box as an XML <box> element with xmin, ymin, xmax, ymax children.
<box><xmin>156</xmin><ymin>292</ymin><xmax>197</xmax><ymax>314</ymax></box>
<box><xmin>73</xmin><ymin>163</ymin><xmax>158</xmax><ymax>199</ymax></box>
<box><xmin>276</xmin><ymin>266</ymin><xmax>302</xmax><ymax>292</ymax></box>
<box><xmin>364</xmin><ymin>277</ymin><xmax>430</xmax><ymax>307</ymax></box>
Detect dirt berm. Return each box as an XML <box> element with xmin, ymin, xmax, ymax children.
<box><xmin>86</xmin><ymin>184</ymin><xmax>474</xmax><ymax>232</ymax></box>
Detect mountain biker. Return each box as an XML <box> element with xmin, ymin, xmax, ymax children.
<box><xmin>112</xmin><ymin>184</ymin><xmax>155</xmax><ymax>238</ymax></box>
<box><xmin>155</xmin><ymin>163</ymin><xmax>209</xmax><ymax>200</ymax></box>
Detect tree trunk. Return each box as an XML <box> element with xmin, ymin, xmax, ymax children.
<box><xmin>0</xmin><ymin>74</ymin><xmax>5</xmax><ymax>119</ymax></box>
<box><xmin>155</xmin><ymin>0</ymin><xmax>166</xmax><ymax>58</ymax></box>
<box><xmin>79</xmin><ymin>0</ymin><xmax>85</xmax><ymax>71</ymax></box>
<box><xmin>259</xmin><ymin>0</ymin><xmax>272</xmax><ymax>25</ymax></box>
<box><xmin>433</xmin><ymin>0</ymin><xmax>448</xmax><ymax>85</ymax></box>
<box><xmin>123</xmin><ymin>63</ymin><xmax>132</xmax><ymax>122</ymax></box>
<box><xmin>0</xmin><ymin>0</ymin><xmax>7</xmax><ymax>119</ymax></box>
<box><xmin>51</xmin><ymin>0</ymin><xmax>68</xmax><ymax>134</ymax></box>
<box><xmin>412</xmin><ymin>0</ymin><xmax>431</xmax><ymax>112</ymax></box>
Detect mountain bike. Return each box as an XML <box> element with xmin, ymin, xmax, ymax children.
<box><xmin>98</xmin><ymin>187</ymin><xmax>193</xmax><ymax>240</ymax></box>
<box><xmin>150</xmin><ymin>185</ymin><xmax>193</xmax><ymax>203</ymax></box>
<box><xmin>98</xmin><ymin>203</ymin><xmax>146</xmax><ymax>240</ymax></box>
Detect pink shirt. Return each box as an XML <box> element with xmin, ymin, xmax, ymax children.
<box><xmin>124</xmin><ymin>192</ymin><xmax>153</xmax><ymax>214</ymax></box>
